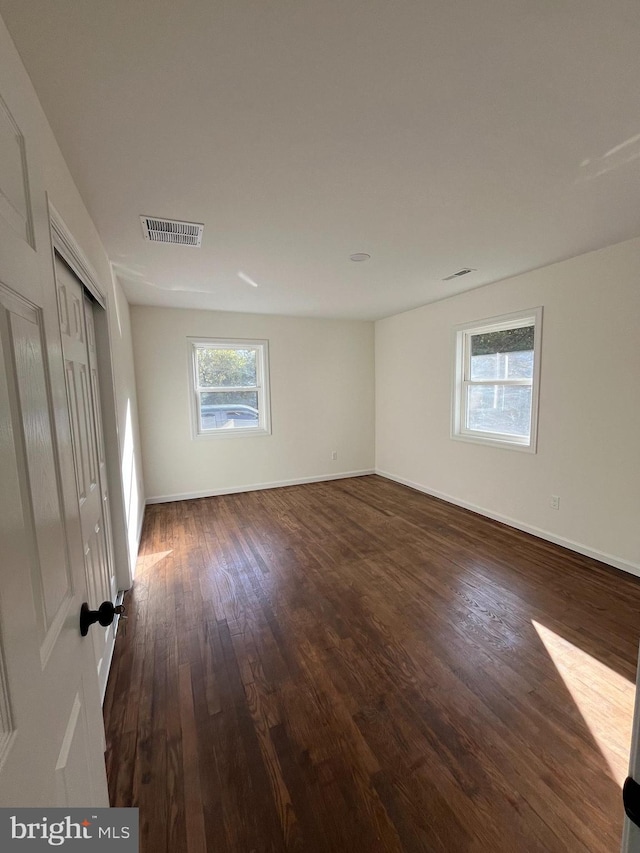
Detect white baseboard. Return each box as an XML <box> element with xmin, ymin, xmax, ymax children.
<box><xmin>375</xmin><ymin>469</ymin><xmax>640</xmax><ymax>579</ymax></box>
<box><xmin>146</xmin><ymin>469</ymin><xmax>375</xmax><ymax>505</ymax></box>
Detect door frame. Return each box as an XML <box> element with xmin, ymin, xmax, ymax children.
<box><xmin>48</xmin><ymin>203</ymin><xmax>133</xmax><ymax>604</ymax></box>
<box><xmin>622</xmin><ymin>643</ymin><xmax>640</xmax><ymax>851</ymax></box>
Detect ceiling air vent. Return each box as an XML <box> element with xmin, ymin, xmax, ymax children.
<box><xmin>442</xmin><ymin>268</ymin><xmax>475</xmax><ymax>281</ymax></box>
<box><xmin>140</xmin><ymin>216</ymin><xmax>204</xmax><ymax>247</ymax></box>
<box><xmin>442</xmin><ymin>267</ymin><xmax>476</xmax><ymax>281</ymax></box>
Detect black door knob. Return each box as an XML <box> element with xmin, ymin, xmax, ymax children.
<box><xmin>80</xmin><ymin>601</ymin><xmax>126</xmax><ymax>636</ymax></box>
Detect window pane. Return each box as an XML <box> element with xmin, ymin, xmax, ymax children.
<box><xmin>200</xmin><ymin>390</ymin><xmax>259</xmax><ymax>431</ymax></box>
<box><xmin>196</xmin><ymin>347</ymin><xmax>257</xmax><ymax>387</ymax></box>
<box><xmin>466</xmin><ymin>384</ymin><xmax>532</xmax><ymax>437</ymax></box>
<box><xmin>471</xmin><ymin>325</ymin><xmax>534</xmax><ymax>356</ymax></box>
<box><xmin>470</xmin><ymin>348</ymin><xmax>534</xmax><ymax>380</ymax></box>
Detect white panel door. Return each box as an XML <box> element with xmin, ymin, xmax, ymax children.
<box><xmin>55</xmin><ymin>257</ymin><xmax>117</xmax><ymax>698</ymax></box>
<box><xmin>0</xmin><ymin>89</ymin><xmax>108</xmax><ymax>805</ymax></box>
<box><xmin>84</xmin><ymin>292</ymin><xmax>117</xmax><ymax>607</ymax></box>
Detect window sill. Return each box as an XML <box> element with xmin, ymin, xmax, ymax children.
<box><xmin>451</xmin><ymin>432</ymin><xmax>536</xmax><ymax>453</ymax></box>
<box><xmin>193</xmin><ymin>427</ymin><xmax>271</xmax><ymax>441</ymax></box>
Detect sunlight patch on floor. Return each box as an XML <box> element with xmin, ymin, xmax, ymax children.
<box><xmin>532</xmin><ymin>620</ymin><xmax>634</xmax><ymax>787</ymax></box>
<box><xmin>136</xmin><ymin>549</ymin><xmax>173</xmax><ymax>572</ymax></box>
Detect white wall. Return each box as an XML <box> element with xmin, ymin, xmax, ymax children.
<box><xmin>0</xmin><ymin>15</ymin><xmax>145</xmax><ymax>583</ymax></box>
<box><xmin>98</xmin><ymin>280</ymin><xmax>145</xmax><ymax>581</ymax></box>
<box><xmin>376</xmin><ymin>237</ymin><xmax>640</xmax><ymax>574</ymax></box>
<box><xmin>131</xmin><ymin>306</ymin><xmax>375</xmax><ymax>501</ymax></box>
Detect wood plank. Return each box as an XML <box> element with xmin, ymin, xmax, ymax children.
<box><xmin>104</xmin><ymin>475</ymin><xmax>639</xmax><ymax>852</ymax></box>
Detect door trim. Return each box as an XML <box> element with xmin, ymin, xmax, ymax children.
<box><xmin>49</xmin><ymin>203</ymin><xmax>106</xmax><ymax>309</ymax></box>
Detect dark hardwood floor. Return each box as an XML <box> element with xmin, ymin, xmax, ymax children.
<box><xmin>103</xmin><ymin>475</ymin><xmax>639</xmax><ymax>852</ymax></box>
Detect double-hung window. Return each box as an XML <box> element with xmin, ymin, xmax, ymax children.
<box><xmin>452</xmin><ymin>308</ymin><xmax>542</xmax><ymax>451</ymax></box>
<box><xmin>189</xmin><ymin>338</ymin><xmax>271</xmax><ymax>438</ymax></box>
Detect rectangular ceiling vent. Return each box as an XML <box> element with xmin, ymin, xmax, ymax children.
<box><xmin>442</xmin><ymin>268</ymin><xmax>475</xmax><ymax>281</ymax></box>
<box><xmin>140</xmin><ymin>216</ymin><xmax>204</xmax><ymax>247</ymax></box>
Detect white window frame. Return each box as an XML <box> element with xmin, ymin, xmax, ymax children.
<box><xmin>188</xmin><ymin>337</ymin><xmax>271</xmax><ymax>439</ymax></box>
<box><xmin>451</xmin><ymin>307</ymin><xmax>543</xmax><ymax>452</ymax></box>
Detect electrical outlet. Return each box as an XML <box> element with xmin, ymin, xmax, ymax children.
<box><xmin>331</xmin><ymin>450</ymin><xmax>338</xmax><ymax>461</ymax></box>
<box><xmin>551</xmin><ymin>495</ymin><xmax>560</xmax><ymax>510</ymax></box>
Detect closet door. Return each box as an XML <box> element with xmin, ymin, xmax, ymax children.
<box><xmin>56</xmin><ymin>256</ymin><xmax>118</xmax><ymax>699</ymax></box>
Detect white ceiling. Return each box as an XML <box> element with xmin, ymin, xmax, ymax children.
<box><xmin>2</xmin><ymin>0</ymin><xmax>640</xmax><ymax>320</ymax></box>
